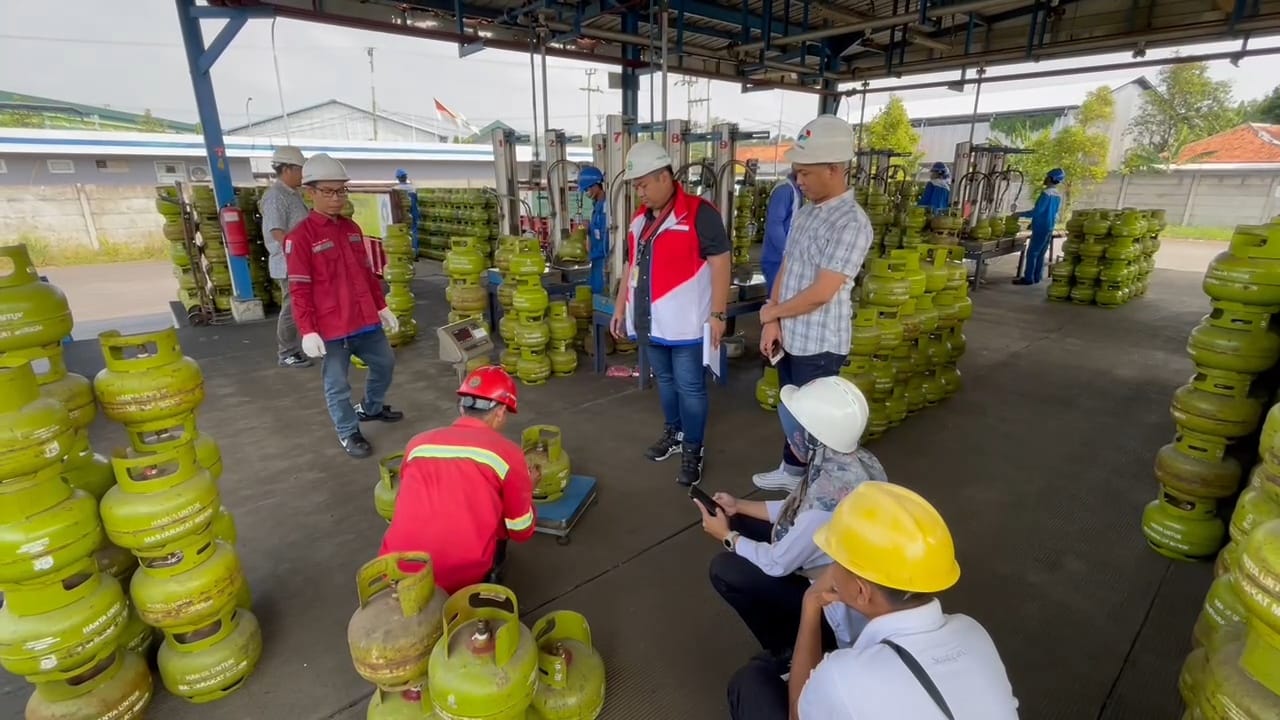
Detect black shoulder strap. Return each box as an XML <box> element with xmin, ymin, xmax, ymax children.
<box><xmin>879</xmin><ymin>639</ymin><xmax>956</xmax><ymax>720</ymax></box>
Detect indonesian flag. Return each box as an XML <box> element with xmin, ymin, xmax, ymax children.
<box><xmin>434</xmin><ymin>98</ymin><xmax>479</xmax><ymax>135</ymax></box>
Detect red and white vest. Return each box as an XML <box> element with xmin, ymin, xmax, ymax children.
<box><xmin>624</xmin><ymin>187</ymin><xmax>714</xmax><ymax>345</ymax></box>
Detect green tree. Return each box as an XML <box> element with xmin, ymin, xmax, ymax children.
<box><xmin>995</xmin><ymin>87</ymin><xmax>1114</xmax><ymax>210</ymax></box>
<box><xmin>1123</xmin><ymin>61</ymin><xmax>1240</xmax><ymax>172</ymax></box>
<box><xmin>136</xmin><ymin>109</ymin><xmax>167</xmax><ymax>133</ymax></box>
<box><xmin>861</xmin><ymin>95</ymin><xmax>923</xmax><ymax>168</ymax></box>
<box><xmin>1249</xmin><ymin>85</ymin><xmax>1280</xmax><ymax>124</ymax></box>
<box><xmin>0</xmin><ymin>110</ymin><xmax>45</xmax><ymax>128</ymax></box>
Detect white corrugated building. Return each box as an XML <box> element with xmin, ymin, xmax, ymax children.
<box><xmin>227</xmin><ymin>99</ymin><xmax>455</xmax><ymax>144</ymax></box>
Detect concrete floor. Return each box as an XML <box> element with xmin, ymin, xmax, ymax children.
<box><xmin>1</xmin><ymin>250</ymin><xmax>1219</xmax><ymax>719</ymax></box>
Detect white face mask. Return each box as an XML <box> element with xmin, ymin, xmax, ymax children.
<box><xmin>779</xmin><ymin>402</ymin><xmax>817</xmax><ymax>460</ymax></box>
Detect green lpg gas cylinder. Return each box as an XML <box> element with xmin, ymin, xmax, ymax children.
<box><xmin>558</xmin><ymin>228</ymin><xmax>589</xmax><ymax>264</ymax></box>
<box><xmin>1236</xmin><ymin>520</ymin><xmax>1280</xmax><ymax>631</ymax></box>
<box><xmin>888</xmin><ymin>346</ymin><xmax>913</xmax><ymax>385</ymax></box>
<box><xmin>444</xmin><ymin>239</ymin><xmax>489</xmax><ymax>279</ymax></box>
<box><xmin>1095</xmin><ymin>283</ymin><xmax>1126</xmax><ymax>307</ymax></box>
<box><xmin>905</xmin><ymin>376</ymin><xmax>926</xmax><ymax>414</ymax></box>
<box><xmin>0</xmin><ymin>559</ymin><xmax>128</xmax><ymax>681</ymax></box>
<box><xmin>0</xmin><ymin>357</ymin><xmax>74</xmax><ymax>479</ymax></box>
<box><xmin>1187</xmin><ymin>302</ymin><xmax>1280</xmax><ymax>374</ymax></box>
<box><xmin>914</xmin><ymin>294</ymin><xmax>939</xmax><ymax>334</ymax></box>
<box><xmin>0</xmin><ymin>244</ymin><xmax>73</xmax><ymax>352</ymax></box>
<box><xmin>388</xmin><ymin>286</ymin><xmax>417</xmax><ymax>315</ymax></box>
<box><xmin>95</xmin><ymin>537</ymin><xmax>138</xmax><ymax>586</ymax></box>
<box><xmin>849</xmin><ymin>308</ymin><xmax>881</xmax><ymax>356</ymax></box>
<box><xmin>919</xmin><ymin>246</ymin><xmax>950</xmax><ymax>293</ymax></box>
<box><xmin>0</xmin><ymin>465</ymin><xmax>102</xmax><ymax>586</ymax></box>
<box><xmin>889</xmin><ymin>249</ymin><xmax>927</xmax><ymax>298</ymax></box>
<box><xmin>513</xmin><ymin>283</ymin><xmax>551</xmax><ymax>319</ymax></box>
<box><xmin>384</xmin><ymin>262</ymin><xmax>415</xmax><ymax>285</ymax></box>
<box><xmin>513</xmin><ymin>317</ymin><xmax>549</xmax><ymax>348</ymax></box>
<box><xmin>886</xmin><ymin>385</ymin><xmax>908</xmax><ymax>426</ymax></box>
<box><xmin>931</xmin><ymin>291</ymin><xmax>959</xmax><ymax>330</ymax></box>
<box><xmin>1230</xmin><ymin>487</ymin><xmax>1280</xmax><ymax>548</ymax></box>
<box><xmin>1154</xmin><ymin>431</ymin><xmax>1242</xmax><ymax>500</ymax></box>
<box><xmin>94</xmin><ymin>328</ymin><xmax>204</xmax><ymax>427</ymax></box>
<box><xmin>510</xmin><ymin>239</ymin><xmax>546</xmax><ymax>278</ymax></box>
<box><xmin>1251</xmin><ymin>462</ymin><xmax>1280</xmax><ymax>505</ymax></box>
<box><xmin>495</xmin><ymin>237</ymin><xmax>520</xmax><ymax>274</ymax></box>
<box><xmin>429</xmin><ymin>584</ymin><xmax>539</xmax><ymax>720</ymax></box>
<box><xmin>1047</xmin><ymin>280</ymin><xmax>1072</xmax><ymax>301</ymax></box>
<box><xmin>1197</xmin><ymin>640</ymin><xmax>1280</xmax><ymax>718</ymax></box>
<box><xmin>1170</xmin><ymin>369</ymin><xmax>1265</xmax><ymax>441</ymax></box>
<box><xmin>157</xmin><ymin>607</ymin><xmax>263</xmax><ymax>704</ymax></box>
<box><xmin>755</xmin><ymin>367</ymin><xmax>780</xmax><ymax>411</ymax></box>
<box><xmin>908</xmin><ymin>341</ymin><xmax>930</xmax><ymax>375</ymax></box>
<box><xmin>500</xmin><ymin>314</ymin><xmax>520</xmax><ymax>346</ymax></box>
<box><xmin>384</xmin><ymin>224</ymin><xmax>413</xmax><ymax>255</ymax></box>
<box><xmin>865</xmin><ymin>401</ymin><xmax>889</xmax><ymax>440</ymax></box>
<box><xmin>548</xmin><ymin>341</ymin><xmax>577</xmax><ymax>377</ymax></box>
<box><xmin>920</xmin><ymin>370</ymin><xmax>944</xmax><ymax>406</ymax></box>
<box><xmin>498</xmin><ymin>279</ymin><xmax>516</xmax><ymax>311</ymax></box>
<box><xmin>938</xmin><ymin>364</ymin><xmax>962</xmax><ymax>398</ymax></box>
<box><xmin>367</xmin><ymin>686</ymin><xmax>440</xmax><ymax>719</ymax></box>
<box><xmin>1203</xmin><ymin>225</ymin><xmax>1280</xmax><ymax>306</ymax></box>
<box><xmin>528</xmin><ymin>611</ymin><xmax>606</xmax><ymax>720</ymax></box>
<box><xmin>123</xmin><ymin>415</ymin><xmax>223</xmax><ymax>481</ymax></box>
<box><xmin>873</xmin><ymin>308</ymin><xmax>903</xmax><ymax>352</ymax></box>
<box><xmin>24</xmin><ymin>649</ymin><xmax>153</xmax><ymax>720</ymax></box>
<box><xmin>4</xmin><ymin>343</ymin><xmax>95</xmax><ymax>430</ymax></box>
<box><xmin>1181</xmin><ymin>646</ymin><xmax>1211</xmax><ymax>711</ymax></box>
<box><xmin>1193</xmin><ymin>574</ymin><xmax>1248</xmax><ymax>651</ymax></box>
<box><xmin>942</xmin><ymin>248</ymin><xmax>967</xmax><ymax>292</ymax></box>
<box><xmin>547</xmin><ymin>302</ymin><xmax>577</xmax><ymax>343</ymax></box>
<box><xmin>524</xmin><ymin>426</ymin><xmax>571</xmax><ymax>503</ymax></box>
<box><xmin>211</xmin><ymin>505</ymin><xmax>237</xmax><ymax>546</ymax></box>
<box><xmin>501</xmin><ymin>348</ymin><xmax>520</xmax><ymax>374</ymax></box>
<box><xmin>517</xmin><ymin>349</ymin><xmax>552</xmax><ymax>385</ymax></box>
<box><xmin>898</xmin><ymin>299</ymin><xmax>922</xmax><ymax>343</ymax></box>
<box><xmin>130</xmin><ymin>527</ymin><xmax>245</xmax><ymax>633</ymax></box>
<box><xmin>839</xmin><ymin>358</ymin><xmax>877</xmax><ymax>400</ymax></box>
<box><xmin>1241</xmin><ymin>614</ymin><xmax>1280</xmax><ymax>695</ymax></box>
<box><xmin>376</xmin><ymin>453</ymin><xmax>403</xmax><ymax>523</ymax></box>
<box><xmin>62</xmin><ymin>431</ymin><xmax>115</xmax><ymax>501</ymax></box>
<box><xmin>449</xmin><ymin>283</ymin><xmax>488</xmax><ymax>314</ymax></box>
<box><xmin>861</xmin><ymin>258</ymin><xmax>910</xmax><ymax>307</ymax></box>
<box><xmin>1050</xmin><ymin>260</ymin><xmax>1076</xmax><ymax>283</ymax></box>
<box><xmin>348</xmin><ymin>553</ymin><xmax>450</xmax><ymax>690</ymax></box>
<box><xmin>1142</xmin><ymin>486</ymin><xmax>1225</xmax><ymax>561</ymax></box>
<box><xmin>946</xmin><ymin>329</ymin><xmax>967</xmax><ymax>362</ymax></box>
<box><xmin>1105</xmin><ymin>238</ymin><xmax>1140</xmax><ymax>261</ymax></box>
<box><xmin>1073</xmin><ymin>258</ymin><xmax>1102</xmax><ymax>283</ymax></box>
<box><xmin>100</xmin><ymin>441</ymin><xmax>219</xmax><ymax>553</ymax></box>
<box><xmin>868</xmin><ymin>357</ymin><xmax>895</xmax><ymax>400</ymax></box>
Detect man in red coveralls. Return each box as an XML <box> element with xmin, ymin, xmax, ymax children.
<box><xmin>379</xmin><ymin>366</ymin><xmax>538</xmax><ymax>592</ymax></box>
<box><xmin>285</xmin><ymin>153</ymin><xmax>404</xmax><ymax>459</ymax></box>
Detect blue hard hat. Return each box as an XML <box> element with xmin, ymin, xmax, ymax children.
<box><xmin>1046</xmin><ymin>168</ymin><xmax>1065</xmax><ymax>184</ymax></box>
<box><xmin>395</xmin><ymin>168</ymin><xmax>408</xmax><ymax>180</ymax></box>
<box><xmin>930</xmin><ymin>161</ymin><xmax>949</xmax><ymax>178</ymax></box>
<box><xmin>578</xmin><ymin>166</ymin><xmax>604</xmax><ymax>190</ymax></box>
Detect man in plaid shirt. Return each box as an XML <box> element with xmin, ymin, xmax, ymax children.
<box><xmin>755</xmin><ymin>115</ymin><xmax>873</xmax><ymax>493</ymax></box>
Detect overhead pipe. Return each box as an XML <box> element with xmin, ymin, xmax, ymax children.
<box><xmin>661</xmin><ymin>1</ymin><xmax>669</xmax><ymax>125</ymax></box>
<box><xmin>735</xmin><ymin>0</ymin><xmax>1014</xmax><ymax>52</ymax></box>
<box><xmin>810</xmin><ymin>0</ymin><xmax>950</xmax><ymax>51</ymax></box>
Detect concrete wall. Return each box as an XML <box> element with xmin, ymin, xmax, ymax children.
<box><xmin>0</xmin><ymin>184</ymin><xmax>166</xmax><ymax>247</ymax></box>
<box><xmin>1074</xmin><ymin>170</ymin><xmax>1280</xmax><ymax>226</ymax></box>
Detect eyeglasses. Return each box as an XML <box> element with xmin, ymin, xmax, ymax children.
<box><xmin>312</xmin><ymin>186</ymin><xmax>350</xmax><ymax>198</ymax></box>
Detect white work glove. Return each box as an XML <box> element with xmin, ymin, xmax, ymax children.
<box><xmin>378</xmin><ymin>308</ymin><xmax>400</xmax><ymax>335</ymax></box>
<box><xmin>301</xmin><ymin>333</ymin><xmax>327</xmax><ymax>358</ymax></box>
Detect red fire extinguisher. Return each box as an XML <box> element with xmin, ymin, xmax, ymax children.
<box><xmin>219</xmin><ymin>205</ymin><xmax>251</xmax><ymax>258</ymax></box>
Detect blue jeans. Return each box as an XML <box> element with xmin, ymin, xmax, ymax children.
<box><xmin>646</xmin><ymin>342</ymin><xmax>708</xmax><ymax>445</ymax></box>
<box><xmin>1022</xmin><ymin>230</ymin><xmax>1051</xmax><ymax>284</ymax></box>
<box><xmin>777</xmin><ymin>351</ymin><xmax>846</xmax><ymax>468</ymax></box>
<box><xmin>321</xmin><ymin>328</ymin><xmax>395</xmax><ymax>439</ymax></box>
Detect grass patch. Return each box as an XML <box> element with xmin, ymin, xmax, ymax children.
<box><xmin>9</xmin><ymin>233</ymin><xmax>169</xmax><ymax>267</ymax></box>
<box><xmin>1161</xmin><ymin>225</ymin><xmax>1234</xmax><ymax>243</ymax></box>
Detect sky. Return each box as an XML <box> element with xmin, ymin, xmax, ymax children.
<box><xmin>2</xmin><ymin>0</ymin><xmax>1278</xmax><ymax>141</ymax></box>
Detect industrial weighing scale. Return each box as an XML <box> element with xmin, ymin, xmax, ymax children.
<box><xmin>436</xmin><ymin>317</ymin><xmax>495</xmax><ymax>383</ymax></box>
<box><xmin>535</xmin><ymin>475</ymin><xmax>598</xmax><ymax>545</ymax></box>
<box><xmin>437</xmin><ymin>317</ymin><xmax>599</xmax><ymax>544</ymax></box>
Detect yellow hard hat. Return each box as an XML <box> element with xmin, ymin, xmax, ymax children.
<box><xmin>813</xmin><ymin>481</ymin><xmax>961</xmax><ymax>593</ymax></box>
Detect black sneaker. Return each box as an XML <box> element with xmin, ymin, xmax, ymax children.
<box><xmin>355</xmin><ymin>403</ymin><xmax>404</xmax><ymax>423</ymax></box>
<box><xmin>677</xmin><ymin>442</ymin><xmax>704</xmax><ymax>487</ymax></box>
<box><xmin>279</xmin><ymin>353</ymin><xmax>312</xmax><ymax>368</ymax></box>
<box><xmin>340</xmin><ymin>431</ymin><xmax>373</xmax><ymax>458</ymax></box>
<box><xmin>645</xmin><ymin>426</ymin><xmax>683</xmax><ymax>462</ymax></box>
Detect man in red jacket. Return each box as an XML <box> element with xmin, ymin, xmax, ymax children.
<box><xmin>285</xmin><ymin>153</ymin><xmax>404</xmax><ymax>459</ymax></box>
<box><xmin>379</xmin><ymin>366</ymin><xmax>537</xmax><ymax>592</ymax></box>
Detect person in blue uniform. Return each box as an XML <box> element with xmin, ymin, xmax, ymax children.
<box><xmin>1013</xmin><ymin>168</ymin><xmax>1065</xmax><ymax>286</ymax></box>
<box><xmin>579</xmin><ymin>165</ymin><xmax>609</xmax><ymax>294</ymax></box>
<box><xmin>917</xmin><ymin>162</ymin><xmax>951</xmax><ymax>214</ymax></box>
<box><xmin>762</xmin><ymin>172</ymin><xmax>801</xmax><ymax>296</ymax></box>
<box><xmin>393</xmin><ymin>169</ymin><xmax>420</xmax><ymax>258</ymax></box>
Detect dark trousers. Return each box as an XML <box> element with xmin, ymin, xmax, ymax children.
<box><xmin>728</xmin><ymin>654</ymin><xmax>790</xmax><ymax>720</ymax></box>
<box><xmin>486</xmin><ymin>540</ymin><xmax>509</xmax><ymax>584</ymax></box>
<box><xmin>709</xmin><ymin>516</ymin><xmax>838</xmax><ymax>657</ymax></box>
<box><xmin>777</xmin><ymin>351</ymin><xmax>847</xmax><ymax>468</ymax></box>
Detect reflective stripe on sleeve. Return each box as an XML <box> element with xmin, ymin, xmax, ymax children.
<box><xmin>288</xmin><ymin>274</ymin><xmax>311</xmax><ymax>282</ymax></box>
<box><xmin>505</xmin><ymin>511</ymin><xmax>534</xmax><ymax>532</ymax></box>
<box><xmin>406</xmin><ymin>444</ymin><xmax>510</xmax><ymax>479</ymax></box>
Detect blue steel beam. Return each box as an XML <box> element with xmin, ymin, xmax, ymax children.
<box><xmin>197</xmin><ymin>15</ymin><xmax>247</xmax><ymax>74</ymax></box>
<box><xmin>621</xmin><ymin>11</ymin><xmax>641</xmax><ymax>118</ymax></box>
<box><xmin>174</xmin><ymin>0</ymin><xmax>255</xmax><ymax>303</ymax></box>
<box><xmin>818</xmin><ymin>38</ymin><xmax>842</xmax><ymax>114</ymax></box>
<box><xmin>188</xmin><ymin>5</ymin><xmax>274</xmax><ymax>20</ymax></box>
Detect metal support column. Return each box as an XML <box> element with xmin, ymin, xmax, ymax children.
<box><xmin>621</xmin><ymin>11</ymin><xmax>641</xmax><ymax>120</ymax></box>
<box><xmin>663</xmin><ymin>119</ymin><xmax>690</xmax><ymax>174</ymax></box>
<box><xmin>711</xmin><ymin>122</ymin><xmax>738</xmax><ymax>230</ymax></box>
<box><xmin>174</xmin><ymin>0</ymin><xmax>263</xmax><ymax>322</ymax></box>
<box><xmin>544</xmin><ymin>129</ymin><xmax>571</xmax><ymax>257</ymax></box>
<box><xmin>604</xmin><ymin>114</ymin><xmax>633</xmax><ymax>296</ymax></box>
<box><xmin>492</xmin><ymin>128</ymin><xmax>521</xmax><ymax>236</ymax></box>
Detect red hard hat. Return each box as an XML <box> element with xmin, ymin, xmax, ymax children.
<box><xmin>457</xmin><ymin>365</ymin><xmax>519</xmax><ymax>413</ymax></box>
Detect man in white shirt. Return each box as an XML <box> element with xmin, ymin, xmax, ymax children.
<box><xmin>727</xmin><ymin>482</ymin><xmax>1020</xmax><ymax>720</ymax></box>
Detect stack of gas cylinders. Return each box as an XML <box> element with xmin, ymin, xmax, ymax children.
<box><xmin>0</xmin><ymin>243</ymin><xmax>158</xmax><ymax>718</ymax></box>
<box><xmin>756</xmin><ymin>244</ymin><xmax>971</xmax><ymax>442</ymax></box>
<box><xmin>443</xmin><ymin>237</ymin><xmax>492</xmax><ymax>361</ymax></box>
<box><xmin>348</xmin><ymin>555</ymin><xmax>606</xmax><ymax>720</ymax></box>
<box><xmin>418</xmin><ymin>188</ymin><xmax>499</xmax><ymax>262</ymax></box>
<box><xmin>730</xmin><ymin>182</ymin><xmax>768</xmax><ymax>269</ymax></box>
<box><xmin>500</xmin><ymin>238</ymin><xmax>554</xmax><ymax>384</ymax></box>
<box><xmin>383</xmin><ymin>223</ymin><xmax>418</xmax><ymax>347</ymax></box>
<box><xmin>93</xmin><ymin>326</ymin><xmax>261</xmax><ymax>705</ymax></box>
<box><xmin>568</xmin><ymin>286</ymin><xmax>593</xmax><ymax>351</ymax></box>
<box><xmin>1145</xmin><ymin>221</ymin><xmax>1280</xmax><ymax>564</ymax></box>
<box><xmin>236</xmin><ymin>186</ymin><xmax>275</xmax><ymax>308</ymax></box>
<box><xmin>156</xmin><ymin>185</ymin><xmax>202</xmax><ymax>312</ymax></box>
<box><xmin>1048</xmin><ymin>208</ymin><xmax>1164</xmax><ymax>306</ymax></box>
<box><xmin>1178</xmin><ymin>402</ymin><xmax>1280</xmax><ymax>716</ymax></box>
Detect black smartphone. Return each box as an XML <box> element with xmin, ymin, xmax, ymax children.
<box><xmin>689</xmin><ymin>485</ymin><xmax>723</xmax><ymax>515</ymax></box>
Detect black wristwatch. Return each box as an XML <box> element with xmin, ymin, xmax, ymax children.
<box><xmin>723</xmin><ymin>531</ymin><xmax>740</xmax><ymax>551</ymax></box>
<box><xmin>710</xmin><ymin>311</ymin><xmax>727</xmax><ymax>322</ymax></box>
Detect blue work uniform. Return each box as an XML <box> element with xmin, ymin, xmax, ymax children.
<box><xmin>917</xmin><ymin>179</ymin><xmax>951</xmax><ymax>214</ymax></box>
<box><xmin>762</xmin><ymin>176</ymin><xmax>801</xmax><ymax>296</ymax></box>
<box><xmin>1019</xmin><ymin>186</ymin><xmax>1062</xmax><ymax>284</ymax></box>
<box><xmin>394</xmin><ymin>182</ymin><xmax>421</xmax><ymax>257</ymax></box>
<box><xmin>588</xmin><ymin>193</ymin><xmax>608</xmax><ymax>294</ymax></box>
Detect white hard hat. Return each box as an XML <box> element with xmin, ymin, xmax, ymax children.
<box><xmin>779</xmin><ymin>376</ymin><xmax>869</xmax><ymax>453</ymax></box>
<box><xmin>623</xmin><ymin>141</ymin><xmax>674</xmax><ymax>180</ymax></box>
<box><xmin>302</xmin><ymin>153</ymin><xmax>350</xmax><ymax>185</ymax></box>
<box><xmin>271</xmin><ymin>146</ymin><xmax>306</xmax><ymax>166</ymax></box>
<box><xmin>784</xmin><ymin>115</ymin><xmax>856</xmax><ymax>165</ymax></box>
